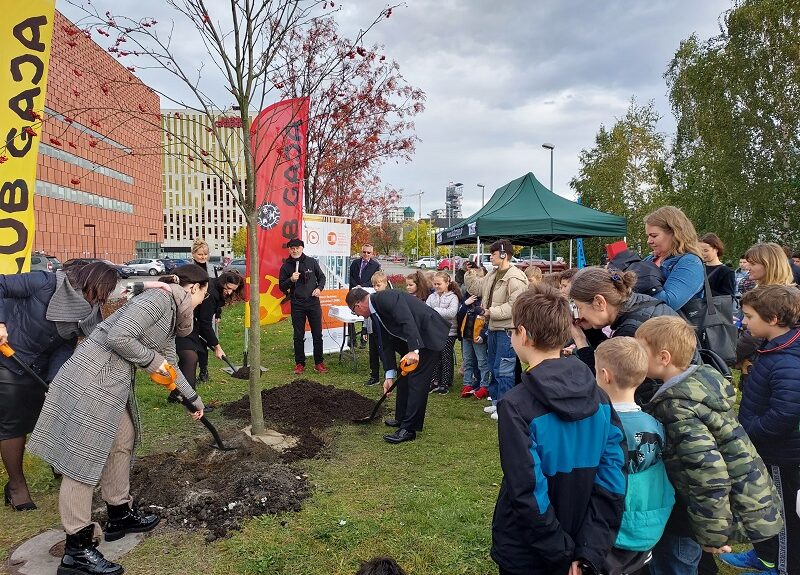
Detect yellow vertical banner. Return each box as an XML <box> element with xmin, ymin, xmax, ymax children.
<box><xmin>0</xmin><ymin>0</ymin><xmax>56</xmax><ymax>274</ymax></box>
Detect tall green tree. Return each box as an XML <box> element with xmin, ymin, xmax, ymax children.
<box><xmin>666</xmin><ymin>0</ymin><xmax>800</xmax><ymax>259</ymax></box>
<box><xmin>570</xmin><ymin>99</ymin><xmax>670</xmax><ymax>261</ymax></box>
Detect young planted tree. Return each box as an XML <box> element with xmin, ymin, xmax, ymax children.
<box><xmin>271</xmin><ymin>16</ymin><xmax>423</xmax><ymax>226</ymax></box>
<box><xmin>52</xmin><ymin>0</ymin><xmax>401</xmax><ymax>435</ymax></box>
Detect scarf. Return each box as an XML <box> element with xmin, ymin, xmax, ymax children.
<box><xmin>46</xmin><ymin>271</ymin><xmax>101</xmax><ymax>340</ymax></box>
<box><xmin>170</xmin><ymin>284</ymin><xmax>194</xmax><ymax>337</ymax></box>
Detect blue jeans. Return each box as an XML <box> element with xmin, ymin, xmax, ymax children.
<box><xmin>462</xmin><ymin>338</ymin><xmax>489</xmax><ymax>388</ymax></box>
<box><xmin>649</xmin><ymin>535</ymin><xmax>702</xmax><ymax>575</ymax></box>
<box><xmin>487</xmin><ymin>330</ymin><xmax>515</xmax><ymax>405</ymax></box>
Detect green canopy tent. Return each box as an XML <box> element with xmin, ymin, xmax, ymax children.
<box><xmin>436</xmin><ymin>172</ymin><xmax>627</xmax><ymax>247</ymax></box>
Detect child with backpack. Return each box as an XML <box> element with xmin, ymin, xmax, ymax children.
<box><xmin>721</xmin><ymin>285</ymin><xmax>800</xmax><ymax>575</ymax></box>
<box><xmin>457</xmin><ymin>266</ymin><xmax>490</xmax><ymax>399</ymax></box>
<box><xmin>426</xmin><ymin>271</ymin><xmax>461</xmax><ymax>394</ymax></box>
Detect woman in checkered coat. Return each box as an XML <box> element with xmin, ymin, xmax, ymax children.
<box><xmin>28</xmin><ymin>264</ymin><xmax>208</xmax><ymax>575</ymax></box>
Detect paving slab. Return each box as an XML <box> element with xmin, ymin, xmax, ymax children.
<box><xmin>8</xmin><ymin>529</ymin><xmax>144</xmax><ymax>575</ymax></box>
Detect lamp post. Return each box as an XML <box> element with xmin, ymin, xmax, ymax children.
<box><xmin>149</xmin><ymin>232</ymin><xmax>158</xmax><ymax>258</ymax></box>
<box><xmin>83</xmin><ymin>223</ymin><xmax>96</xmax><ymax>258</ymax></box>
<box><xmin>477</xmin><ymin>183</ymin><xmax>485</xmax><ymax>207</ymax></box>
<box><xmin>542</xmin><ymin>143</ymin><xmax>555</xmax><ymax>272</ymax></box>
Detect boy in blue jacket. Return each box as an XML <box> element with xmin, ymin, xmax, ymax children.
<box><xmin>594</xmin><ymin>337</ymin><xmax>674</xmax><ymax>575</ymax></box>
<box><xmin>492</xmin><ymin>285</ymin><xmax>627</xmax><ymax>575</ymax></box>
<box><xmin>722</xmin><ymin>285</ymin><xmax>800</xmax><ymax>575</ymax></box>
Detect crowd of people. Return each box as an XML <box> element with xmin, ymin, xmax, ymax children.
<box><xmin>2</xmin><ymin>207</ymin><xmax>800</xmax><ymax>575</ymax></box>
<box><xmin>347</xmin><ymin>206</ymin><xmax>798</xmax><ymax>575</ymax></box>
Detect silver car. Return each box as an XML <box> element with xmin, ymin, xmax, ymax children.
<box><xmin>125</xmin><ymin>258</ymin><xmax>166</xmax><ymax>276</ymax></box>
<box><xmin>223</xmin><ymin>258</ymin><xmax>246</xmax><ymax>275</ymax></box>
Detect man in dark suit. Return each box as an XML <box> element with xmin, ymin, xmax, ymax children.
<box><xmin>349</xmin><ymin>243</ymin><xmax>381</xmax><ymax>289</ymax></box>
<box><xmin>346</xmin><ymin>287</ymin><xmax>449</xmax><ymax>444</ymax></box>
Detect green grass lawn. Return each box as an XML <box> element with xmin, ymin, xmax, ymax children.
<box><xmin>0</xmin><ymin>303</ymin><xmax>740</xmax><ymax>574</ymax></box>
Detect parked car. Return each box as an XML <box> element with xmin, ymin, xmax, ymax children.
<box><xmin>468</xmin><ymin>253</ymin><xmax>566</xmax><ymax>273</ymax></box>
<box><xmin>223</xmin><ymin>258</ymin><xmax>247</xmax><ymax>275</ymax></box>
<box><xmin>63</xmin><ymin>257</ymin><xmax>135</xmax><ymax>278</ymax></box>
<box><xmin>125</xmin><ymin>258</ymin><xmax>166</xmax><ymax>276</ymax></box>
<box><xmin>30</xmin><ymin>254</ymin><xmax>62</xmax><ymax>272</ymax></box>
<box><xmin>412</xmin><ymin>257</ymin><xmax>438</xmax><ymax>269</ymax></box>
<box><xmin>437</xmin><ymin>257</ymin><xmax>464</xmax><ymax>271</ymax></box>
<box><xmin>158</xmin><ymin>258</ymin><xmax>177</xmax><ymax>272</ymax></box>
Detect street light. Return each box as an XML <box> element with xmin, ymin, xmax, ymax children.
<box><xmin>542</xmin><ymin>143</ymin><xmax>555</xmax><ymax>271</ymax></box>
<box><xmin>477</xmin><ymin>183</ymin><xmax>485</xmax><ymax>207</ymax></box>
<box><xmin>83</xmin><ymin>223</ymin><xmax>96</xmax><ymax>258</ymax></box>
<box><xmin>149</xmin><ymin>232</ymin><xmax>158</xmax><ymax>259</ymax></box>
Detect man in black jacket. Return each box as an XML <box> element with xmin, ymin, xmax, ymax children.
<box><xmin>346</xmin><ymin>287</ymin><xmax>450</xmax><ymax>443</ymax></box>
<box><xmin>278</xmin><ymin>238</ymin><xmax>328</xmax><ymax>375</ymax></box>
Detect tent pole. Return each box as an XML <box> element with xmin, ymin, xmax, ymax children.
<box><xmin>549</xmin><ymin>242</ymin><xmax>553</xmax><ymax>272</ymax></box>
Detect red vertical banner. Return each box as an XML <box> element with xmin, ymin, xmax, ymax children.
<box><xmin>245</xmin><ymin>97</ymin><xmax>309</xmax><ymax>326</ymax></box>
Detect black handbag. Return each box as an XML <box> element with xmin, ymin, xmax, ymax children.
<box><xmin>680</xmin><ymin>270</ymin><xmax>738</xmax><ymax>366</ymax></box>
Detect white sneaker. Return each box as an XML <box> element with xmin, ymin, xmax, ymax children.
<box><xmin>490</xmin><ymin>412</ymin><xmax>498</xmax><ymax>421</ymax></box>
<box><xmin>484</xmin><ymin>405</ymin><xmax>497</xmax><ymax>414</ymax></box>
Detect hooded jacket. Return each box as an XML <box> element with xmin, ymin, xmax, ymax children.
<box><xmin>739</xmin><ymin>327</ymin><xmax>800</xmax><ymax>465</ymax></box>
<box><xmin>491</xmin><ymin>357</ymin><xmax>627</xmax><ymax>575</ymax></box>
<box><xmin>464</xmin><ymin>264</ymin><xmax>528</xmax><ymax>330</ymax></box>
<box><xmin>645</xmin><ymin>364</ymin><xmax>783</xmax><ymax>547</ymax></box>
<box><xmin>608</xmin><ymin>249</ymin><xmax>665</xmax><ymax>297</ymax></box>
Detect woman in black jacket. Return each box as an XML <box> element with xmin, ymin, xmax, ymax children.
<box><xmin>0</xmin><ymin>262</ymin><xmax>117</xmax><ymax>510</ymax></box>
<box><xmin>173</xmin><ymin>271</ymin><xmax>243</xmax><ymax>403</ymax></box>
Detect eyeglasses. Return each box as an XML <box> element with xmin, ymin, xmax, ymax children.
<box><xmin>203</xmin><ymin>291</ymin><xmax>210</xmax><ymax>300</ymax></box>
<box><xmin>361</xmin><ymin>251</ymin><xmax>372</xmax><ymax>255</ymax></box>
<box><xmin>505</xmin><ymin>327</ymin><xmax>517</xmax><ymax>338</ymax></box>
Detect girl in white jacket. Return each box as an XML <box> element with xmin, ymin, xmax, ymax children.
<box><xmin>426</xmin><ymin>271</ymin><xmax>462</xmax><ymax>393</ymax></box>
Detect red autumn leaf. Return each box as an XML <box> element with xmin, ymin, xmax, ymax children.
<box><xmin>73</xmin><ymin>68</ymin><xmax>83</xmax><ymax>77</ymax></box>
<box><xmin>88</xmin><ymin>140</ymin><xmax>98</xmax><ymax>148</ymax></box>
<box><xmin>380</xmin><ymin>55</ymin><xmax>386</xmax><ymax>61</ymax></box>
<box><xmin>71</xmin><ymin>178</ymin><xmax>81</xmax><ymax>185</ymax></box>
<box><xmin>205</xmin><ymin>127</ymin><xmax>213</xmax><ymax>133</ymax></box>
<box><xmin>27</xmin><ymin>109</ymin><xmax>42</xmax><ymax>121</ymax></box>
<box><xmin>203</xmin><ymin>12</ymin><xmax>211</xmax><ymax>23</ymax></box>
<box><xmin>68</xmin><ymin>141</ymin><xmax>77</xmax><ymax>149</ymax></box>
<box><xmin>72</xmin><ymin>89</ymin><xmax>80</xmax><ymax>97</ymax></box>
<box><xmin>187</xmin><ymin>155</ymin><xmax>195</xmax><ymax>161</ymax></box>
<box><xmin>126</xmin><ymin>66</ymin><xmax>135</xmax><ymax>72</ymax></box>
<box><xmin>174</xmin><ymin>112</ymin><xmax>181</xmax><ymax>118</ymax></box>
<box><xmin>201</xmin><ymin>150</ymin><xmax>209</xmax><ymax>156</ymax></box>
<box><xmin>49</xmin><ymin>138</ymin><xmax>63</xmax><ymax>146</ymax></box>
<box><xmin>101</xmin><ymin>84</ymin><xmax>110</xmax><ymax>94</ymax></box>
<box><xmin>90</xmin><ymin>119</ymin><xmax>101</xmax><ymax>127</ymax></box>
<box><xmin>138</xmin><ymin>104</ymin><xmax>147</xmax><ymax>113</ymax></box>
<box><xmin>0</xmin><ymin>156</ymin><xmax>7</xmax><ymax>164</ymax></box>
<box><xmin>64</xmin><ymin>116</ymin><xmax>74</xmax><ymax>123</ymax></box>
<box><xmin>67</xmin><ymin>41</ymin><xmax>77</xmax><ymax>47</ymax></box>
<box><xmin>23</xmin><ymin>126</ymin><xmax>37</xmax><ymax>137</ymax></box>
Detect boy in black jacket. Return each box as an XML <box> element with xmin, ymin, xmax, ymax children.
<box><xmin>492</xmin><ymin>285</ymin><xmax>627</xmax><ymax>575</ymax></box>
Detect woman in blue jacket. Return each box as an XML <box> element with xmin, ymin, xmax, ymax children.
<box><xmin>643</xmin><ymin>206</ymin><xmax>705</xmax><ymax>312</ymax></box>
<box><xmin>0</xmin><ymin>262</ymin><xmax>117</xmax><ymax>510</ymax></box>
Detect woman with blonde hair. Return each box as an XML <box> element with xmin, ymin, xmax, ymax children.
<box><xmin>744</xmin><ymin>243</ymin><xmax>794</xmax><ymax>287</ymax></box>
<box><xmin>643</xmin><ymin>206</ymin><xmax>705</xmax><ymax>311</ymax></box>
<box><xmin>190</xmin><ymin>238</ymin><xmax>216</xmax><ymax>381</ymax></box>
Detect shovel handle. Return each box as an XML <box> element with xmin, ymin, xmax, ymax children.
<box><xmin>0</xmin><ymin>342</ymin><xmax>49</xmax><ymax>391</ymax></box>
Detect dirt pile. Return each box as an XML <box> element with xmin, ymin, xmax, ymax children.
<box><xmin>123</xmin><ymin>379</ymin><xmax>376</xmax><ymax>539</ymax></box>
<box><xmin>221</xmin><ymin>378</ymin><xmax>382</xmax><ymax>459</ymax></box>
<box><xmin>129</xmin><ymin>431</ymin><xmax>309</xmax><ymax>540</ymax></box>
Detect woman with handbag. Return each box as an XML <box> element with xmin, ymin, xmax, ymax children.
<box><xmin>643</xmin><ymin>206</ymin><xmax>705</xmax><ymax>312</ymax></box>
<box><xmin>699</xmin><ymin>233</ymin><xmax>736</xmax><ymax>297</ymax></box>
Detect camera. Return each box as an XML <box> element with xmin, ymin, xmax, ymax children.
<box><xmin>569</xmin><ymin>300</ymin><xmax>580</xmax><ymax>320</ymax></box>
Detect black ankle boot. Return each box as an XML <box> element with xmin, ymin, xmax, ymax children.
<box><xmin>198</xmin><ymin>367</ymin><xmax>209</xmax><ymax>382</ymax></box>
<box><xmin>104</xmin><ymin>503</ymin><xmax>160</xmax><ymax>542</ymax></box>
<box><xmin>58</xmin><ymin>525</ymin><xmax>123</xmax><ymax>575</ymax></box>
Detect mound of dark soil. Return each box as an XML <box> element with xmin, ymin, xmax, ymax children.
<box><xmin>221</xmin><ymin>379</ymin><xmax>382</xmax><ymax>459</ymax></box>
<box><xmin>129</xmin><ymin>430</ymin><xmax>310</xmax><ymax>540</ymax></box>
<box><xmin>120</xmin><ymin>379</ymin><xmax>376</xmax><ymax>539</ymax></box>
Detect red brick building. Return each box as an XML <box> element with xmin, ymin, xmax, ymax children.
<box><xmin>33</xmin><ymin>11</ymin><xmax>162</xmax><ymax>264</ymax></box>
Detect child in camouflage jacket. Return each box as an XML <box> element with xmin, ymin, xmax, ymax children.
<box><xmin>635</xmin><ymin>316</ymin><xmax>783</xmax><ymax>575</ymax></box>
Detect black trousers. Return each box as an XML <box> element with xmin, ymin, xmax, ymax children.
<box><xmin>754</xmin><ymin>464</ymin><xmax>800</xmax><ymax>575</ymax></box>
<box><xmin>394</xmin><ymin>347</ymin><xmax>437</xmax><ymax>432</ymax></box>
<box><xmin>290</xmin><ymin>297</ymin><xmax>324</xmax><ymax>365</ymax></box>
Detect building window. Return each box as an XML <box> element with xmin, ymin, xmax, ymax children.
<box><xmin>35</xmin><ymin>181</ymin><xmax>134</xmax><ymax>214</ymax></box>
<box><xmin>39</xmin><ymin>143</ymin><xmax>134</xmax><ymax>184</ymax></box>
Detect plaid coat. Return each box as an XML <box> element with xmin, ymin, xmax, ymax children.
<box><xmin>28</xmin><ymin>290</ymin><xmax>202</xmax><ymax>485</ymax></box>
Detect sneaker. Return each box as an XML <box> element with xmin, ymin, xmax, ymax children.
<box><xmin>473</xmin><ymin>387</ymin><xmax>489</xmax><ymax>400</ymax></box>
<box><xmin>483</xmin><ymin>405</ymin><xmax>497</xmax><ymax>414</ymax></box>
<box><xmin>460</xmin><ymin>385</ymin><xmax>476</xmax><ymax>398</ymax></box>
<box><xmin>294</xmin><ymin>364</ymin><xmax>305</xmax><ymax>374</ymax></box>
<box><xmin>720</xmin><ymin>549</ymin><xmax>773</xmax><ymax>571</ymax></box>
<box><xmin>314</xmin><ymin>362</ymin><xmax>329</xmax><ymax>374</ymax></box>
<box><xmin>490</xmin><ymin>411</ymin><xmax>498</xmax><ymax>421</ymax></box>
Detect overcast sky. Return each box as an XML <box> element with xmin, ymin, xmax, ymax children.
<box><xmin>58</xmin><ymin>0</ymin><xmax>731</xmax><ymax>219</ymax></box>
